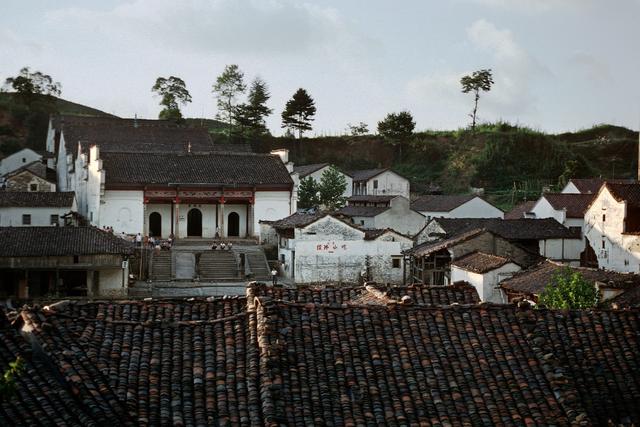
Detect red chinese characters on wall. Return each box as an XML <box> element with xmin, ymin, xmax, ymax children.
<box><xmin>315</xmin><ymin>242</ymin><xmax>348</xmax><ymax>253</ymax></box>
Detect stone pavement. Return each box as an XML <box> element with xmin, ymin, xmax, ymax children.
<box><xmin>130</xmin><ymin>281</ymin><xmax>248</xmax><ymax>298</ymax></box>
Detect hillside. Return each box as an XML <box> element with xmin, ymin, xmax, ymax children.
<box><xmin>0</xmin><ymin>94</ymin><xmax>636</xmax><ymax>210</ymax></box>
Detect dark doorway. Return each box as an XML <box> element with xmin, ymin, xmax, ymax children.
<box><xmin>187</xmin><ymin>208</ymin><xmax>202</xmax><ymax>237</ymax></box>
<box><xmin>149</xmin><ymin>212</ymin><xmax>162</xmax><ymax>237</ymax></box>
<box><xmin>228</xmin><ymin>212</ymin><xmax>240</xmax><ymax>237</ymax></box>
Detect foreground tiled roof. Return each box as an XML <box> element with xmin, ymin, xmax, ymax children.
<box><xmin>504</xmin><ymin>200</ymin><xmax>536</xmax><ymax>219</ymax></box>
<box><xmin>335</xmin><ymin>205</ymin><xmax>389</xmax><ymax>217</ymax></box>
<box><xmin>1</xmin><ymin>285</ymin><xmax>639</xmax><ymax>425</ymax></box>
<box><xmin>433</xmin><ymin>217</ymin><xmax>578</xmax><ymax>240</ymax></box>
<box><xmin>542</xmin><ymin>193</ymin><xmax>596</xmax><ymax>218</ymax></box>
<box><xmin>0</xmin><ymin>191</ymin><xmax>74</xmax><ymax>208</ymax></box>
<box><xmin>0</xmin><ymin>226</ymin><xmax>134</xmax><ymax>257</ymax></box>
<box><xmin>411</xmin><ymin>194</ymin><xmax>476</xmax><ymax>212</ymax></box>
<box><xmin>500</xmin><ymin>259</ymin><xmax>640</xmax><ymax>297</ymax></box>
<box><xmin>292</xmin><ymin>163</ymin><xmax>328</xmax><ymax>178</ymax></box>
<box><xmin>101</xmin><ymin>152</ymin><xmax>293</xmax><ymax>187</ymax></box>
<box><xmin>451</xmin><ymin>251</ymin><xmax>516</xmax><ymax>273</ymax></box>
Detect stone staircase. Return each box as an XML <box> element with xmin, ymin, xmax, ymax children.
<box><xmin>235</xmin><ymin>247</ymin><xmax>271</xmax><ymax>280</ymax></box>
<box><xmin>198</xmin><ymin>251</ymin><xmax>239</xmax><ymax>281</ymax></box>
<box><xmin>151</xmin><ymin>251</ymin><xmax>172</xmax><ymax>281</ymax></box>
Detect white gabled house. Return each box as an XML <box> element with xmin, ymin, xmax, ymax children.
<box><xmin>583</xmin><ymin>182</ymin><xmax>640</xmax><ymax>273</ymax></box>
<box><xmin>336</xmin><ymin>195</ymin><xmax>426</xmax><ymax>236</ymax></box>
<box><xmin>0</xmin><ymin>148</ymin><xmax>44</xmax><ymax>177</ymax></box>
<box><xmin>411</xmin><ymin>194</ymin><xmax>504</xmax><ymax>220</ymax></box>
<box><xmin>450</xmin><ymin>251</ymin><xmax>521</xmax><ymax>303</ymax></box>
<box><xmin>0</xmin><ymin>192</ymin><xmax>76</xmax><ymax>226</ymax></box>
<box><xmin>349</xmin><ymin>168</ymin><xmax>410</xmax><ymax>199</ymax></box>
<box><xmin>272</xmin><ymin>212</ymin><xmax>412</xmax><ymax>284</ymax></box>
<box><xmin>293</xmin><ymin>163</ymin><xmax>352</xmax><ymax>198</ymax></box>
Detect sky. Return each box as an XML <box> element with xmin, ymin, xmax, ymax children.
<box><xmin>1</xmin><ymin>0</ymin><xmax>639</xmax><ymax>135</ymax></box>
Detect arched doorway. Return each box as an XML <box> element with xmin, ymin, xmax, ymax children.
<box><xmin>149</xmin><ymin>212</ymin><xmax>162</xmax><ymax>237</ymax></box>
<box><xmin>187</xmin><ymin>208</ymin><xmax>202</xmax><ymax>237</ymax></box>
<box><xmin>228</xmin><ymin>212</ymin><xmax>240</xmax><ymax>237</ymax></box>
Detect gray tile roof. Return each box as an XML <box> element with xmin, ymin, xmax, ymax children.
<box><xmin>348</xmin><ymin>168</ymin><xmax>388</xmax><ymax>181</ymax></box>
<box><xmin>451</xmin><ymin>251</ymin><xmax>515</xmax><ymax>273</ymax></box>
<box><xmin>0</xmin><ymin>191</ymin><xmax>74</xmax><ymax>208</ymax></box>
<box><xmin>336</xmin><ymin>205</ymin><xmax>389</xmax><ymax>217</ymax></box>
<box><xmin>542</xmin><ymin>193</ymin><xmax>595</xmax><ymax>218</ymax></box>
<box><xmin>101</xmin><ymin>152</ymin><xmax>293</xmax><ymax>187</ymax></box>
<box><xmin>504</xmin><ymin>200</ymin><xmax>536</xmax><ymax>219</ymax></box>
<box><xmin>411</xmin><ymin>194</ymin><xmax>477</xmax><ymax>212</ymax></box>
<box><xmin>292</xmin><ymin>163</ymin><xmax>328</xmax><ymax>178</ymax></box>
<box><xmin>4</xmin><ymin>161</ymin><xmax>56</xmax><ymax>183</ymax></box>
<box><xmin>432</xmin><ymin>217</ymin><xmax>578</xmax><ymax>240</ymax></box>
<box><xmin>0</xmin><ymin>226</ymin><xmax>134</xmax><ymax>256</ymax></box>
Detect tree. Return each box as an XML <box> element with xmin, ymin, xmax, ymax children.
<box><xmin>151</xmin><ymin>76</ymin><xmax>192</xmax><ymax>121</ymax></box>
<box><xmin>0</xmin><ymin>357</ymin><xmax>24</xmax><ymax>402</ymax></box>
<box><xmin>234</xmin><ymin>77</ymin><xmax>273</xmax><ymax>137</ymax></box>
<box><xmin>3</xmin><ymin>67</ymin><xmax>61</xmax><ymax>105</ymax></box>
<box><xmin>297</xmin><ymin>176</ymin><xmax>321</xmax><ymax>209</ymax></box>
<box><xmin>212</xmin><ymin>64</ymin><xmax>246</xmax><ymax>134</ymax></box>
<box><xmin>377</xmin><ymin>111</ymin><xmax>415</xmax><ymax>158</ymax></box>
<box><xmin>281</xmin><ymin>88</ymin><xmax>316</xmax><ymax>138</ymax></box>
<box><xmin>460</xmin><ymin>68</ymin><xmax>494</xmax><ymax>132</ymax></box>
<box><xmin>538</xmin><ymin>268</ymin><xmax>599</xmax><ymax>309</ymax></box>
<box><xmin>347</xmin><ymin>122</ymin><xmax>369</xmax><ymax>136</ymax></box>
<box><xmin>318</xmin><ymin>166</ymin><xmax>347</xmax><ymax>210</ymax></box>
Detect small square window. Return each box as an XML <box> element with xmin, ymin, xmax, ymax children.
<box><xmin>29</xmin><ymin>183</ymin><xmax>38</xmax><ymax>192</ymax></box>
<box><xmin>373</xmin><ymin>180</ymin><xmax>378</xmax><ymax>189</ymax></box>
<box><xmin>392</xmin><ymin>258</ymin><xmax>401</xmax><ymax>268</ymax></box>
<box><xmin>22</xmin><ymin>158</ymin><xmax>26</xmax><ymax>163</ymax></box>
<box><xmin>22</xmin><ymin>214</ymin><xmax>31</xmax><ymax>225</ymax></box>
<box><xmin>50</xmin><ymin>214</ymin><xmax>59</xmax><ymax>225</ymax></box>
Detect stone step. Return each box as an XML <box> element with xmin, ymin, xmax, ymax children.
<box><xmin>198</xmin><ymin>252</ymin><xmax>239</xmax><ymax>281</ymax></box>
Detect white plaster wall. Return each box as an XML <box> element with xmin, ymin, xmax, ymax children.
<box><xmin>373</xmin><ymin>197</ymin><xmax>426</xmax><ymax>235</ymax></box>
<box><xmin>530</xmin><ymin>198</ymin><xmax>565</xmax><ymax>223</ymax></box>
<box><xmin>145</xmin><ymin>204</ymin><xmax>173</xmax><ymax>238</ymax></box>
<box><xmin>86</xmin><ymin>146</ymin><xmax>105</xmax><ymax>225</ymax></box>
<box><xmin>365</xmin><ymin>171</ymin><xmax>410</xmax><ymax>198</ymax></box>
<box><xmin>451</xmin><ymin>267</ymin><xmax>484</xmax><ymax>297</ymax></box>
<box><xmin>98</xmin><ymin>267</ymin><xmax>128</xmax><ymax>297</ymax></box>
<box><xmin>539</xmin><ymin>238</ymin><xmax>583</xmax><ymax>264</ymax></box>
<box><xmin>222</xmin><ymin>204</ymin><xmax>248</xmax><ymax>237</ymax></box>
<box><xmin>448</xmin><ymin>197</ymin><xmax>504</xmax><ymax>218</ymax></box>
<box><xmin>351</xmin><ymin>216</ymin><xmax>375</xmax><ymax>228</ymax></box>
<box><xmin>584</xmin><ymin>188</ymin><xmax>640</xmax><ymax>273</ymax></box>
<box><xmin>179</xmin><ymin>203</ymin><xmax>216</xmax><ymax>238</ymax></box>
<box><xmin>451</xmin><ymin>263</ymin><xmax>520</xmax><ymax>302</ymax></box>
<box><xmin>562</xmin><ymin>182</ymin><xmax>581</xmax><ymax>194</ymax></box>
<box><xmin>254</xmin><ymin>191</ymin><xmax>292</xmax><ymax>237</ymax></box>
<box><xmin>101</xmin><ymin>190</ymin><xmax>145</xmax><ymax>235</ymax></box>
<box><xmin>0</xmin><ymin>148</ymin><xmax>42</xmax><ymax>176</ymax></box>
<box><xmin>0</xmin><ymin>206</ymin><xmax>71</xmax><ymax>226</ymax></box>
<box><xmin>56</xmin><ymin>135</ymin><xmax>70</xmax><ymax>191</ymax></box>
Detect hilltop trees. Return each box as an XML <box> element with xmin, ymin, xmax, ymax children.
<box><xmin>281</xmin><ymin>88</ymin><xmax>316</xmax><ymax>138</ymax></box>
<box><xmin>377</xmin><ymin>111</ymin><xmax>415</xmax><ymax>158</ymax></box>
<box><xmin>151</xmin><ymin>76</ymin><xmax>192</xmax><ymax>121</ymax></box>
<box><xmin>234</xmin><ymin>77</ymin><xmax>273</xmax><ymax>137</ymax></box>
<box><xmin>3</xmin><ymin>67</ymin><xmax>61</xmax><ymax>105</ymax></box>
<box><xmin>347</xmin><ymin>122</ymin><xmax>369</xmax><ymax>136</ymax></box>
<box><xmin>460</xmin><ymin>69</ymin><xmax>494</xmax><ymax>132</ymax></box>
<box><xmin>212</xmin><ymin>64</ymin><xmax>246</xmax><ymax>134</ymax></box>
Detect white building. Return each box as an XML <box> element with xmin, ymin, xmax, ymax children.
<box><xmin>450</xmin><ymin>251</ymin><xmax>521</xmax><ymax>303</ymax></box>
<box><xmin>47</xmin><ymin>115</ymin><xmax>296</xmax><ymax>238</ymax></box>
<box><xmin>337</xmin><ymin>195</ymin><xmax>426</xmax><ymax>236</ymax></box>
<box><xmin>293</xmin><ymin>163</ymin><xmax>352</xmax><ymax>197</ymax></box>
<box><xmin>2</xmin><ymin>161</ymin><xmax>57</xmax><ymax>192</ymax></box>
<box><xmin>0</xmin><ymin>148</ymin><xmax>44</xmax><ymax>176</ymax></box>
<box><xmin>0</xmin><ymin>192</ymin><xmax>76</xmax><ymax>226</ymax></box>
<box><xmin>272</xmin><ymin>213</ymin><xmax>412</xmax><ymax>284</ymax></box>
<box><xmin>411</xmin><ymin>194</ymin><xmax>504</xmax><ymax>220</ymax></box>
<box><xmin>583</xmin><ymin>182</ymin><xmax>640</xmax><ymax>273</ymax></box>
<box><xmin>349</xmin><ymin>168</ymin><xmax>410</xmax><ymax>199</ymax></box>
<box><xmin>529</xmin><ymin>193</ymin><xmax>594</xmax><ymax>236</ymax></box>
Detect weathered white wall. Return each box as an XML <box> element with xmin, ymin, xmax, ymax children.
<box><xmin>254</xmin><ymin>191</ymin><xmax>292</xmax><ymax>237</ymax></box>
<box><xmin>419</xmin><ymin>197</ymin><xmax>503</xmax><ymax>220</ymax></box>
<box><xmin>584</xmin><ymin>187</ymin><xmax>640</xmax><ymax>273</ymax></box>
<box><xmin>561</xmin><ymin>182</ymin><xmax>581</xmax><ymax>194</ymax></box>
<box><xmin>279</xmin><ymin>216</ymin><xmax>411</xmax><ymax>284</ymax></box>
<box><xmin>97</xmin><ymin>266</ymin><xmax>128</xmax><ymax>297</ymax></box>
<box><xmin>101</xmin><ymin>190</ymin><xmax>145</xmax><ymax>235</ymax></box>
<box><xmin>145</xmin><ymin>204</ymin><xmax>173</xmax><ymax>238</ymax></box>
<box><xmin>451</xmin><ymin>262</ymin><xmax>520</xmax><ymax>303</ymax></box>
<box><xmin>0</xmin><ymin>206</ymin><xmax>72</xmax><ymax>226</ymax></box>
<box><xmin>373</xmin><ymin>197</ymin><xmax>426</xmax><ymax>236</ymax></box>
<box><xmin>363</xmin><ymin>170</ymin><xmax>410</xmax><ymax>198</ymax></box>
<box><xmin>0</xmin><ymin>148</ymin><xmax>42</xmax><ymax>176</ymax></box>
<box><xmin>539</xmin><ymin>238</ymin><xmax>583</xmax><ymax>264</ymax></box>
<box><xmin>350</xmin><ymin>216</ymin><xmax>376</xmax><ymax>228</ymax></box>
<box><xmin>530</xmin><ymin>198</ymin><xmax>564</xmax><ymax>223</ymax></box>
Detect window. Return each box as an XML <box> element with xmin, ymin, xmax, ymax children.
<box><xmin>22</xmin><ymin>214</ymin><xmax>31</xmax><ymax>225</ymax></box>
<box><xmin>50</xmin><ymin>214</ymin><xmax>59</xmax><ymax>225</ymax></box>
<box><xmin>602</xmin><ymin>240</ymin><xmax>606</xmax><ymax>249</ymax></box>
<box><xmin>22</xmin><ymin>158</ymin><xmax>26</xmax><ymax>163</ymax></box>
<box><xmin>373</xmin><ymin>180</ymin><xmax>378</xmax><ymax>189</ymax></box>
<box><xmin>360</xmin><ymin>220</ymin><xmax>365</xmax><ymax>226</ymax></box>
<box><xmin>392</xmin><ymin>258</ymin><xmax>401</xmax><ymax>268</ymax></box>
<box><xmin>569</xmin><ymin>226</ymin><xmax>581</xmax><ymax>236</ymax></box>
<box><xmin>29</xmin><ymin>183</ymin><xmax>38</xmax><ymax>192</ymax></box>
<box><xmin>602</xmin><ymin>214</ymin><xmax>606</xmax><ymax>222</ymax></box>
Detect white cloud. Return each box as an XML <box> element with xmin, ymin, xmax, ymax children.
<box><xmin>47</xmin><ymin>0</ymin><xmax>363</xmax><ymax>57</ymax></box>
